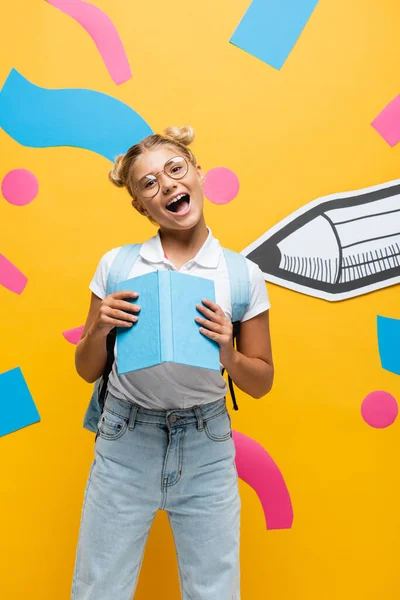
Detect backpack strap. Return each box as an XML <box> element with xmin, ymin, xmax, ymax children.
<box><xmin>99</xmin><ymin>244</ymin><xmax>142</xmax><ymax>407</ymax></box>
<box><xmin>222</xmin><ymin>248</ymin><xmax>250</xmax><ymax>323</ymax></box>
<box><xmin>106</xmin><ymin>243</ymin><xmax>142</xmax><ymax>296</ymax></box>
<box><xmin>221</xmin><ymin>248</ymin><xmax>251</xmax><ymax>411</ymax></box>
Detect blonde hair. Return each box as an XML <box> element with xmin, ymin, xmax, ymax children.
<box><xmin>109</xmin><ymin>126</ymin><xmax>196</xmax><ymax>219</ymax></box>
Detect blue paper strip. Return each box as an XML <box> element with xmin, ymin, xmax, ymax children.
<box><xmin>377</xmin><ymin>316</ymin><xmax>400</xmax><ymax>376</ymax></box>
<box><xmin>0</xmin><ymin>367</ymin><xmax>40</xmax><ymax>437</ymax></box>
<box><xmin>0</xmin><ymin>69</ymin><xmax>153</xmax><ymax>161</ymax></box>
<box><xmin>230</xmin><ymin>0</ymin><xmax>320</xmax><ymax>70</ymax></box>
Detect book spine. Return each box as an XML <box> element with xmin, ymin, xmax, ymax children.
<box><xmin>159</xmin><ymin>271</ymin><xmax>174</xmax><ymax>363</ymax></box>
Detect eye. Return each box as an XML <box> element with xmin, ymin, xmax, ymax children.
<box><xmin>144</xmin><ymin>179</ymin><xmax>156</xmax><ymax>189</ymax></box>
<box><xmin>171</xmin><ymin>165</ymin><xmax>182</xmax><ymax>174</ymax></box>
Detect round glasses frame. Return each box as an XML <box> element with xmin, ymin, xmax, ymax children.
<box><xmin>134</xmin><ymin>156</ymin><xmax>189</xmax><ymax>199</ymax></box>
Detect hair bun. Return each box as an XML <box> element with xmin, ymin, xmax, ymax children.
<box><xmin>163</xmin><ymin>126</ymin><xmax>195</xmax><ymax>147</ymax></box>
<box><xmin>108</xmin><ymin>154</ymin><xmax>125</xmax><ymax>188</ymax></box>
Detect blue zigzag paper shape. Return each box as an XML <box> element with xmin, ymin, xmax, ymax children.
<box><xmin>0</xmin><ymin>69</ymin><xmax>153</xmax><ymax>161</ymax></box>
<box><xmin>0</xmin><ymin>367</ymin><xmax>40</xmax><ymax>437</ymax></box>
<box><xmin>230</xmin><ymin>0</ymin><xmax>320</xmax><ymax>70</ymax></box>
<box><xmin>377</xmin><ymin>316</ymin><xmax>400</xmax><ymax>376</ymax></box>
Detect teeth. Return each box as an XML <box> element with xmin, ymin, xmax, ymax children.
<box><xmin>167</xmin><ymin>194</ymin><xmax>186</xmax><ymax>207</ymax></box>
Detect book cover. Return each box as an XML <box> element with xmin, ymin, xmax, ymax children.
<box><xmin>115</xmin><ymin>271</ymin><xmax>220</xmax><ymax>374</ymax></box>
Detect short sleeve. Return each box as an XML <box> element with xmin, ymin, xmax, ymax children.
<box><xmin>241</xmin><ymin>259</ymin><xmax>271</xmax><ymax>323</ymax></box>
<box><xmin>89</xmin><ymin>248</ymin><xmax>120</xmax><ymax>300</ymax></box>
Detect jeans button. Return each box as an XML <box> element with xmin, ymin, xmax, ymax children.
<box><xmin>169</xmin><ymin>415</ymin><xmax>177</xmax><ymax>423</ymax></box>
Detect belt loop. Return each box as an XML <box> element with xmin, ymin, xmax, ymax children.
<box><xmin>128</xmin><ymin>404</ymin><xmax>139</xmax><ymax>430</ymax></box>
<box><xmin>194</xmin><ymin>406</ymin><xmax>203</xmax><ymax>431</ymax></box>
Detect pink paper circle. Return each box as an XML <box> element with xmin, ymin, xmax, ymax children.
<box><xmin>203</xmin><ymin>167</ymin><xmax>239</xmax><ymax>205</ymax></box>
<box><xmin>1</xmin><ymin>169</ymin><xmax>39</xmax><ymax>206</ymax></box>
<box><xmin>361</xmin><ymin>390</ymin><xmax>398</xmax><ymax>428</ymax></box>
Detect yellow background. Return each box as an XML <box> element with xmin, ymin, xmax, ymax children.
<box><xmin>1</xmin><ymin>0</ymin><xmax>400</xmax><ymax>598</ymax></box>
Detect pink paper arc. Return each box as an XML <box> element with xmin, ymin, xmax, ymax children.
<box><xmin>233</xmin><ymin>430</ymin><xmax>293</xmax><ymax>530</ymax></box>
<box><xmin>0</xmin><ymin>254</ymin><xmax>28</xmax><ymax>294</ymax></box>
<box><xmin>63</xmin><ymin>325</ymin><xmax>85</xmax><ymax>345</ymax></box>
<box><xmin>371</xmin><ymin>95</ymin><xmax>400</xmax><ymax>147</ymax></box>
<box><xmin>46</xmin><ymin>0</ymin><xmax>132</xmax><ymax>85</ymax></box>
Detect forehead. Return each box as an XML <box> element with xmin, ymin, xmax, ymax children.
<box><xmin>132</xmin><ymin>147</ymin><xmax>181</xmax><ymax>180</ymax></box>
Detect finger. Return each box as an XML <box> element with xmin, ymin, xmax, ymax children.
<box><xmin>200</xmin><ymin>298</ymin><xmax>221</xmax><ymax>313</ymax></box>
<box><xmin>196</xmin><ymin>303</ymin><xmax>226</xmax><ymax>323</ymax></box>
<box><xmin>111</xmin><ymin>299</ymin><xmax>141</xmax><ymax>313</ymax></box>
<box><xmin>199</xmin><ymin>327</ymin><xmax>220</xmax><ymax>342</ymax></box>
<box><xmin>102</xmin><ymin>315</ymin><xmax>135</xmax><ymax>328</ymax></box>
<box><xmin>106</xmin><ymin>308</ymin><xmax>138</xmax><ymax>323</ymax></box>
<box><xmin>111</xmin><ymin>290</ymin><xmax>139</xmax><ymax>300</ymax></box>
<box><xmin>195</xmin><ymin>317</ymin><xmax>224</xmax><ymax>333</ymax></box>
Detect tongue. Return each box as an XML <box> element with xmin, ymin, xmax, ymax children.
<box><xmin>171</xmin><ymin>197</ymin><xmax>189</xmax><ymax>214</ymax></box>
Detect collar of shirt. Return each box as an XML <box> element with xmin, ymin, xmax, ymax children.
<box><xmin>139</xmin><ymin>227</ymin><xmax>221</xmax><ymax>269</ymax></box>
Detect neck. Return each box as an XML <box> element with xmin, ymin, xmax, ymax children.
<box><xmin>159</xmin><ymin>216</ymin><xmax>208</xmax><ymax>267</ymax></box>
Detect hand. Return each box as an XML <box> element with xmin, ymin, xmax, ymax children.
<box><xmin>91</xmin><ymin>291</ymin><xmax>140</xmax><ymax>336</ymax></box>
<box><xmin>195</xmin><ymin>299</ymin><xmax>234</xmax><ymax>367</ymax></box>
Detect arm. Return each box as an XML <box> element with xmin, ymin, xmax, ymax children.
<box><xmin>75</xmin><ymin>291</ymin><xmax>140</xmax><ymax>383</ymax></box>
<box><xmin>225</xmin><ymin>310</ymin><xmax>273</xmax><ymax>399</ymax></box>
<box><xmin>195</xmin><ymin>301</ymin><xmax>274</xmax><ymax>399</ymax></box>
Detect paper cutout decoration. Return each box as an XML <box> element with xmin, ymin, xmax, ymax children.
<box><xmin>233</xmin><ymin>430</ymin><xmax>293</xmax><ymax>530</ymax></box>
<box><xmin>371</xmin><ymin>95</ymin><xmax>400</xmax><ymax>147</ymax></box>
<box><xmin>0</xmin><ymin>367</ymin><xmax>40</xmax><ymax>437</ymax></box>
<box><xmin>377</xmin><ymin>316</ymin><xmax>400</xmax><ymax>375</ymax></box>
<box><xmin>0</xmin><ymin>69</ymin><xmax>152</xmax><ymax>161</ymax></box>
<box><xmin>115</xmin><ymin>272</ymin><xmax>219</xmax><ymax>374</ymax></box>
<box><xmin>242</xmin><ymin>179</ymin><xmax>400</xmax><ymax>302</ymax></box>
<box><xmin>0</xmin><ymin>254</ymin><xmax>28</xmax><ymax>294</ymax></box>
<box><xmin>1</xmin><ymin>169</ymin><xmax>39</xmax><ymax>206</ymax></box>
<box><xmin>204</xmin><ymin>167</ymin><xmax>240</xmax><ymax>205</ymax></box>
<box><xmin>361</xmin><ymin>390</ymin><xmax>398</xmax><ymax>429</ymax></box>
<box><xmin>46</xmin><ymin>0</ymin><xmax>132</xmax><ymax>86</ymax></box>
<box><xmin>230</xmin><ymin>0</ymin><xmax>320</xmax><ymax>70</ymax></box>
<box><xmin>63</xmin><ymin>325</ymin><xmax>84</xmax><ymax>345</ymax></box>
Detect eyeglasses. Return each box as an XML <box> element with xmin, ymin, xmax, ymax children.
<box><xmin>135</xmin><ymin>156</ymin><xmax>189</xmax><ymax>199</ymax></box>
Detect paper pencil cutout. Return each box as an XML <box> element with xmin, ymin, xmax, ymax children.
<box><xmin>242</xmin><ymin>179</ymin><xmax>400</xmax><ymax>301</ymax></box>
<box><xmin>115</xmin><ymin>271</ymin><xmax>220</xmax><ymax>374</ymax></box>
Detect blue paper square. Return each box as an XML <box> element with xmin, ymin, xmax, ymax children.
<box><xmin>0</xmin><ymin>367</ymin><xmax>40</xmax><ymax>437</ymax></box>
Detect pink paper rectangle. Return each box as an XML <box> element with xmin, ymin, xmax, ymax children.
<box><xmin>0</xmin><ymin>254</ymin><xmax>28</xmax><ymax>294</ymax></box>
<box><xmin>371</xmin><ymin>95</ymin><xmax>400</xmax><ymax>147</ymax></box>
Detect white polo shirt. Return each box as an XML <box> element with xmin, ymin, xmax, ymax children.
<box><xmin>90</xmin><ymin>228</ymin><xmax>270</xmax><ymax>409</ymax></box>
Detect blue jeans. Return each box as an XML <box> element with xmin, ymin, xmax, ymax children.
<box><xmin>71</xmin><ymin>393</ymin><xmax>241</xmax><ymax>599</ymax></box>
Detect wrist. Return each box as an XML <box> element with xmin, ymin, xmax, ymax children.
<box><xmin>221</xmin><ymin>347</ymin><xmax>238</xmax><ymax>372</ymax></box>
<box><xmin>87</xmin><ymin>322</ymin><xmax>109</xmax><ymax>341</ymax></box>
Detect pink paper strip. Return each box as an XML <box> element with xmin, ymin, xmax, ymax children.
<box><xmin>46</xmin><ymin>0</ymin><xmax>132</xmax><ymax>85</ymax></box>
<box><xmin>62</xmin><ymin>325</ymin><xmax>85</xmax><ymax>345</ymax></box>
<box><xmin>371</xmin><ymin>95</ymin><xmax>400</xmax><ymax>147</ymax></box>
<box><xmin>0</xmin><ymin>254</ymin><xmax>28</xmax><ymax>294</ymax></box>
<box><xmin>233</xmin><ymin>430</ymin><xmax>293</xmax><ymax>530</ymax></box>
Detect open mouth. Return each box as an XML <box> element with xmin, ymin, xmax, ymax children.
<box><xmin>166</xmin><ymin>193</ymin><xmax>191</xmax><ymax>215</ymax></box>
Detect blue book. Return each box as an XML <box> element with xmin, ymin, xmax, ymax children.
<box><xmin>115</xmin><ymin>271</ymin><xmax>220</xmax><ymax>374</ymax></box>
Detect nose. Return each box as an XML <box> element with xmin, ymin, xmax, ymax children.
<box><xmin>160</xmin><ymin>172</ymin><xmax>177</xmax><ymax>194</ymax></box>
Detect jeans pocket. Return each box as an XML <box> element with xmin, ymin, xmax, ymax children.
<box><xmin>204</xmin><ymin>409</ymin><xmax>232</xmax><ymax>442</ymax></box>
<box><xmin>97</xmin><ymin>409</ymin><xmax>128</xmax><ymax>441</ymax></box>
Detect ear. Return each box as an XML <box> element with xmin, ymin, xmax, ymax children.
<box><xmin>132</xmin><ymin>199</ymin><xmax>149</xmax><ymax>217</ymax></box>
<box><xmin>196</xmin><ymin>164</ymin><xmax>205</xmax><ymax>185</ymax></box>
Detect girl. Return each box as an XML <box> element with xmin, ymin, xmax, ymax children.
<box><xmin>71</xmin><ymin>126</ymin><xmax>274</xmax><ymax>600</ymax></box>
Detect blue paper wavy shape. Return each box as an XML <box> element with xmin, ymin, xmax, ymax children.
<box><xmin>0</xmin><ymin>69</ymin><xmax>153</xmax><ymax>161</ymax></box>
<box><xmin>377</xmin><ymin>316</ymin><xmax>400</xmax><ymax>376</ymax></box>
